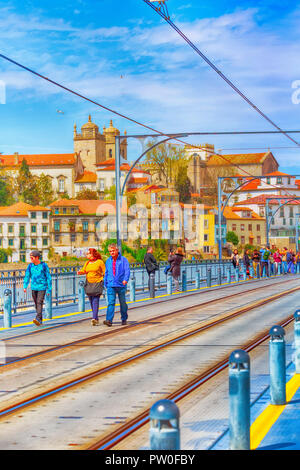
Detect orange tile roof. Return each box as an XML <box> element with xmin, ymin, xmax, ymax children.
<box><xmin>128</xmin><ymin>177</ymin><xmax>149</xmax><ymax>183</ymax></box>
<box><xmin>265</xmin><ymin>171</ymin><xmax>293</xmax><ymax>177</ymax></box>
<box><xmin>0</xmin><ymin>202</ymin><xmax>50</xmax><ymax>217</ymax></box>
<box><xmin>223</xmin><ymin>206</ymin><xmax>264</xmax><ymax>220</ymax></box>
<box><xmin>74</xmin><ymin>171</ymin><xmax>97</xmax><ymax>183</ymax></box>
<box><xmin>96</xmin><ymin>159</ymin><xmax>150</xmax><ymax>174</ymax></box>
<box><xmin>235</xmin><ymin>194</ymin><xmax>300</xmax><ymax>205</ymax></box>
<box><xmin>1</xmin><ymin>154</ymin><xmax>75</xmax><ymax>166</ymax></box>
<box><xmin>50</xmin><ymin>199</ymin><xmax>127</xmax><ymax>214</ymax></box>
<box><xmin>207</xmin><ymin>152</ymin><xmax>270</xmax><ymax>166</ymax></box>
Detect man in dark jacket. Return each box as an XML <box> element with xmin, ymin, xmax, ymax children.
<box><xmin>144</xmin><ymin>247</ymin><xmax>159</xmax><ymax>292</ymax></box>
<box><xmin>103</xmin><ymin>244</ymin><xmax>130</xmax><ymax>326</ymax></box>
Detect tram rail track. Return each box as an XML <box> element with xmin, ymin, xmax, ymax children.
<box><xmin>1</xmin><ymin>276</ymin><xmax>297</xmax><ymax>368</ymax></box>
<box><xmin>0</xmin><ymin>280</ymin><xmax>299</xmax><ymax>433</ymax></box>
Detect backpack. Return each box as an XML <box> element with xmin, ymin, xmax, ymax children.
<box><xmin>164</xmin><ymin>265</ymin><xmax>171</xmax><ymax>275</ymax></box>
<box><xmin>263</xmin><ymin>251</ymin><xmax>270</xmax><ymax>261</ymax></box>
<box><xmin>28</xmin><ymin>262</ymin><xmax>47</xmax><ymax>277</ymax></box>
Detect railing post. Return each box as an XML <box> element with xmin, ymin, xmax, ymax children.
<box><xmin>149</xmin><ymin>399</ymin><xmax>180</xmax><ymax>450</ymax></box>
<box><xmin>269</xmin><ymin>325</ymin><xmax>286</xmax><ymax>405</ymax></box>
<box><xmin>217</xmin><ymin>267</ymin><xmax>222</xmax><ymax>285</ymax></box>
<box><xmin>207</xmin><ymin>268</ymin><xmax>211</xmax><ymax>288</ymax></box>
<box><xmin>130</xmin><ymin>276</ymin><xmax>136</xmax><ymax>302</ymax></box>
<box><xmin>167</xmin><ymin>273</ymin><xmax>172</xmax><ymax>295</ymax></box>
<box><xmin>149</xmin><ymin>272</ymin><xmax>155</xmax><ymax>298</ymax></box>
<box><xmin>44</xmin><ymin>291</ymin><xmax>52</xmax><ymax>320</ymax></box>
<box><xmin>78</xmin><ymin>280</ymin><xmax>86</xmax><ymax>313</ymax></box>
<box><xmin>227</xmin><ymin>266</ymin><xmax>231</xmax><ymax>284</ymax></box>
<box><xmin>3</xmin><ymin>288</ymin><xmax>12</xmax><ymax>328</ymax></box>
<box><xmin>195</xmin><ymin>269</ymin><xmax>200</xmax><ymax>289</ymax></box>
<box><xmin>182</xmin><ymin>270</ymin><xmax>187</xmax><ymax>291</ymax></box>
<box><xmin>235</xmin><ymin>268</ymin><xmax>239</xmax><ymax>283</ymax></box>
<box><xmin>229</xmin><ymin>350</ymin><xmax>250</xmax><ymax>450</ymax></box>
<box><xmin>294</xmin><ymin>310</ymin><xmax>300</xmax><ymax>374</ymax></box>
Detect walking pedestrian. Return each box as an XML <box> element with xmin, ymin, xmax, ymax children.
<box><xmin>23</xmin><ymin>250</ymin><xmax>52</xmax><ymax>326</ymax></box>
<box><xmin>77</xmin><ymin>248</ymin><xmax>105</xmax><ymax>326</ymax></box>
<box><xmin>103</xmin><ymin>244</ymin><xmax>130</xmax><ymax>327</ymax></box>
<box><xmin>168</xmin><ymin>247</ymin><xmax>184</xmax><ymax>292</ymax></box>
<box><xmin>251</xmin><ymin>248</ymin><xmax>260</xmax><ymax>276</ymax></box>
<box><xmin>261</xmin><ymin>246</ymin><xmax>271</xmax><ymax>277</ymax></box>
<box><xmin>144</xmin><ymin>246</ymin><xmax>159</xmax><ymax>292</ymax></box>
<box><xmin>287</xmin><ymin>249</ymin><xmax>295</xmax><ymax>273</ymax></box>
<box><xmin>243</xmin><ymin>249</ymin><xmax>251</xmax><ymax>278</ymax></box>
<box><xmin>231</xmin><ymin>249</ymin><xmax>240</xmax><ymax>269</ymax></box>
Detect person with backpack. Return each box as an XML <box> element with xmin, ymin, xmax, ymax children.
<box><xmin>144</xmin><ymin>246</ymin><xmax>159</xmax><ymax>292</ymax></box>
<box><xmin>243</xmin><ymin>249</ymin><xmax>251</xmax><ymax>278</ymax></box>
<box><xmin>261</xmin><ymin>246</ymin><xmax>271</xmax><ymax>277</ymax></box>
<box><xmin>23</xmin><ymin>250</ymin><xmax>52</xmax><ymax>326</ymax></box>
<box><xmin>77</xmin><ymin>248</ymin><xmax>105</xmax><ymax>326</ymax></box>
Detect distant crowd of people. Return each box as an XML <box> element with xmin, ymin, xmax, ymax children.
<box><xmin>230</xmin><ymin>246</ymin><xmax>300</xmax><ymax>278</ymax></box>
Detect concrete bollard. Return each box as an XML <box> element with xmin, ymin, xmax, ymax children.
<box><xmin>44</xmin><ymin>291</ymin><xmax>52</xmax><ymax>320</ymax></box>
<box><xmin>149</xmin><ymin>399</ymin><xmax>180</xmax><ymax>450</ymax></box>
<box><xmin>130</xmin><ymin>277</ymin><xmax>136</xmax><ymax>302</ymax></box>
<box><xmin>78</xmin><ymin>280</ymin><xmax>86</xmax><ymax>312</ymax></box>
<box><xmin>229</xmin><ymin>350</ymin><xmax>250</xmax><ymax>450</ymax></box>
<box><xmin>3</xmin><ymin>288</ymin><xmax>12</xmax><ymax>328</ymax></box>
<box><xmin>207</xmin><ymin>268</ymin><xmax>212</xmax><ymax>288</ymax></box>
<box><xmin>182</xmin><ymin>270</ymin><xmax>187</xmax><ymax>291</ymax></box>
<box><xmin>294</xmin><ymin>310</ymin><xmax>300</xmax><ymax>374</ymax></box>
<box><xmin>149</xmin><ymin>272</ymin><xmax>155</xmax><ymax>298</ymax></box>
<box><xmin>167</xmin><ymin>273</ymin><xmax>172</xmax><ymax>295</ymax></box>
<box><xmin>195</xmin><ymin>269</ymin><xmax>200</xmax><ymax>289</ymax></box>
<box><xmin>269</xmin><ymin>325</ymin><xmax>286</xmax><ymax>405</ymax></box>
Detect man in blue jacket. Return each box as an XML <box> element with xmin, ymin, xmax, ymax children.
<box><xmin>23</xmin><ymin>250</ymin><xmax>52</xmax><ymax>326</ymax></box>
<box><xmin>103</xmin><ymin>244</ymin><xmax>130</xmax><ymax>326</ymax></box>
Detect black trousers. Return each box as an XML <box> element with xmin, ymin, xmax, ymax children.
<box><xmin>32</xmin><ymin>290</ymin><xmax>46</xmax><ymax>323</ymax></box>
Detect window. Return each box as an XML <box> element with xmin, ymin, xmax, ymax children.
<box><xmin>54</xmin><ymin>234</ymin><xmax>60</xmax><ymax>242</ymax></box>
<box><xmin>99</xmin><ymin>179</ymin><xmax>105</xmax><ymax>191</ymax></box>
<box><xmin>8</xmin><ymin>239</ymin><xmax>14</xmax><ymax>247</ymax></box>
<box><xmin>31</xmin><ymin>238</ymin><xmax>37</xmax><ymax>246</ymax></box>
<box><xmin>0</xmin><ymin>224</ymin><xmax>2</xmax><ymax>233</ymax></box>
<box><xmin>31</xmin><ymin>225</ymin><xmax>37</xmax><ymax>233</ymax></box>
<box><xmin>256</xmin><ymin>225</ymin><xmax>260</xmax><ymax>231</ymax></box>
<box><xmin>70</xmin><ymin>234</ymin><xmax>76</xmax><ymax>242</ymax></box>
<box><xmin>58</xmin><ymin>178</ymin><xmax>65</xmax><ymax>193</ymax></box>
<box><xmin>276</xmin><ymin>177</ymin><xmax>282</xmax><ymax>184</ymax></box>
<box><xmin>8</xmin><ymin>225</ymin><xmax>14</xmax><ymax>233</ymax></box>
<box><xmin>241</xmin><ymin>236</ymin><xmax>245</xmax><ymax>244</ymax></box>
<box><xmin>232</xmin><ymin>224</ymin><xmax>236</xmax><ymax>231</ymax></box>
<box><xmin>83</xmin><ymin>233</ymin><xmax>89</xmax><ymax>242</ymax></box>
<box><xmin>241</xmin><ymin>224</ymin><xmax>245</xmax><ymax>231</ymax></box>
<box><xmin>42</xmin><ymin>238</ymin><xmax>48</xmax><ymax>246</ymax></box>
<box><xmin>248</xmin><ymin>224</ymin><xmax>252</xmax><ymax>231</ymax></box>
<box><xmin>257</xmin><ymin>236</ymin><xmax>261</xmax><ymax>244</ymax></box>
<box><xmin>20</xmin><ymin>239</ymin><xmax>25</xmax><ymax>249</ymax></box>
<box><xmin>54</xmin><ymin>221</ymin><xmax>60</xmax><ymax>232</ymax></box>
<box><xmin>280</xmin><ymin>208</ymin><xmax>284</xmax><ymax>218</ymax></box>
<box><xmin>42</xmin><ymin>212</ymin><xmax>48</xmax><ymax>219</ymax></box>
<box><xmin>42</xmin><ymin>225</ymin><xmax>48</xmax><ymax>233</ymax></box>
<box><xmin>290</xmin><ymin>218</ymin><xmax>293</xmax><ymax>226</ymax></box>
<box><xmin>19</xmin><ymin>225</ymin><xmax>25</xmax><ymax>236</ymax></box>
<box><xmin>31</xmin><ymin>212</ymin><xmax>36</xmax><ymax>219</ymax></box>
<box><xmin>82</xmin><ymin>221</ymin><xmax>89</xmax><ymax>231</ymax></box>
<box><xmin>289</xmin><ymin>207</ymin><xmax>294</xmax><ymax>217</ymax></box>
<box><xmin>288</xmin><ymin>177</ymin><xmax>291</xmax><ymax>185</ymax></box>
<box><xmin>283</xmin><ymin>218</ymin><xmax>286</xmax><ymax>225</ymax></box>
<box><xmin>204</xmin><ymin>234</ymin><xmax>208</xmax><ymax>241</ymax></box>
<box><xmin>203</xmin><ymin>246</ymin><xmax>210</xmax><ymax>253</ymax></box>
<box><xmin>62</xmin><ymin>207</ymin><xmax>67</xmax><ymax>215</ymax></box>
<box><xmin>266</xmin><ymin>177</ymin><xmax>271</xmax><ymax>185</ymax></box>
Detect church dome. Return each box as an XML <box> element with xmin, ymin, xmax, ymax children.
<box><xmin>103</xmin><ymin>120</ymin><xmax>119</xmax><ymax>135</ymax></box>
<box><xmin>81</xmin><ymin>115</ymin><xmax>99</xmax><ymax>131</ymax></box>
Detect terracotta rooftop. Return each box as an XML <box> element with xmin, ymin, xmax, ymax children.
<box><xmin>223</xmin><ymin>206</ymin><xmax>264</xmax><ymax>220</ymax></box>
<box><xmin>1</xmin><ymin>154</ymin><xmax>75</xmax><ymax>166</ymax></box>
<box><xmin>207</xmin><ymin>152</ymin><xmax>273</xmax><ymax>166</ymax></box>
<box><xmin>74</xmin><ymin>171</ymin><xmax>97</xmax><ymax>183</ymax></box>
<box><xmin>0</xmin><ymin>202</ymin><xmax>50</xmax><ymax>217</ymax></box>
<box><xmin>235</xmin><ymin>194</ymin><xmax>300</xmax><ymax>205</ymax></box>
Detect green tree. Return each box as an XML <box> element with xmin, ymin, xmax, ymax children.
<box><xmin>174</xmin><ymin>166</ymin><xmax>192</xmax><ymax>203</ymax></box>
<box><xmin>143</xmin><ymin>141</ymin><xmax>187</xmax><ymax>186</ymax></box>
<box><xmin>36</xmin><ymin>173</ymin><xmax>55</xmax><ymax>206</ymax></box>
<box><xmin>104</xmin><ymin>185</ymin><xmax>116</xmax><ymax>200</ymax></box>
<box><xmin>0</xmin><ymin>177</ymin><xmax>14</xmax><ymax>206</ymax></box>
<box><xmin>226</xmin><ymin>231</ymin><xmax>239</xmax><ymax>246</ymax></box>
<box><xmin>76</xmin><ymin>189</ymin><xmax>99</xmax><ymax>200</ymax></box>
<box><xmin>15</xmin><ymin>159</ymin><xmax>39</xmax><ymax>204</ymax></box>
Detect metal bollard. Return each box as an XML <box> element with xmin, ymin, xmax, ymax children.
<box><xmin>227</xmin><ymin>266</ymin><xmax>231</xmax><ymax>284</ymax></box>
<box><xmin>44</xmin><ymin>291</ymin><xmax>52</xmax><ymax>320</ymax></box>
<box><xmin>167</xmin><ymin>273</ymin><xmax>172</xmax><ymax>295</ymax></box>
<box><xmin>130</xmin><ymin>277</ymin><xmax>136</xmax><ymax>302</ymax></box>
<box><xmin>269</xmin><ymin>325</ymin><xmax>286</xmax><ymax>405</ymax></box>
<box><xmin>207</xmin><ymin>268</ymin><xmax>212</xmax><ymax>288</ymax></box>
<box><xmin>195</xmin><ymin>269</ymin><xmax>200</xmax><ymax>289</ymax></box>
<box><xmin>149</xmin><ymin>399</ymin><xmax>180</xmax><ymax>450</ymax></box>
<box><xmin>78</xmin><ymin>280</ymin><xmax>86</xmax><ymax>313</ymax></box>
<box><xmin>149</xmin><ymin>272</ymin><xmax>155</xmax><ymax>298</ymax></box>
<box><xmin>294</xmin><ymin>310</ymin><xmax>300</xmax><ymax>374</ymax></box>
<box><xmin>229</xmin><ymin>350</ymin><xmax>250</xmax><ymax>450</ymax></box>
<box><xmin>182</xmin><ymin>270</ymin><xmax>187</xmax><ymax>291</ymax></box>
<box><xmin>217</xmin><ymin>268</ymin><xmax>222</xmax><ymax>285</ymax></box>
<box><xmin>3</xmin><ymin>288</ymin><xmax>12</xmax><ymax>328</ymax></box>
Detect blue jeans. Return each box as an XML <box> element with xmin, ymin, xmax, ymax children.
<box><xmin>106</xmin><ymin>286</ymin><xmax>128</xmax><ymax>323</ymax></box>
<box><xmin>88</xmin><ymin>295</ymin><xmax>100</xmax><ymax>320</ymax></box>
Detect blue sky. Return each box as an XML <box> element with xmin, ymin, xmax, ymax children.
<box><xmin>0</xmin><ymin>0</ymin><xmax>300</xmax><ymax>173</ymax></box>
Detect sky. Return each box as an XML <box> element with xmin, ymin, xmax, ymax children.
<box><xmin>0</xmin><ymin>0</ymin><xmax>300</xmax><ymax>174</ymax></box>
